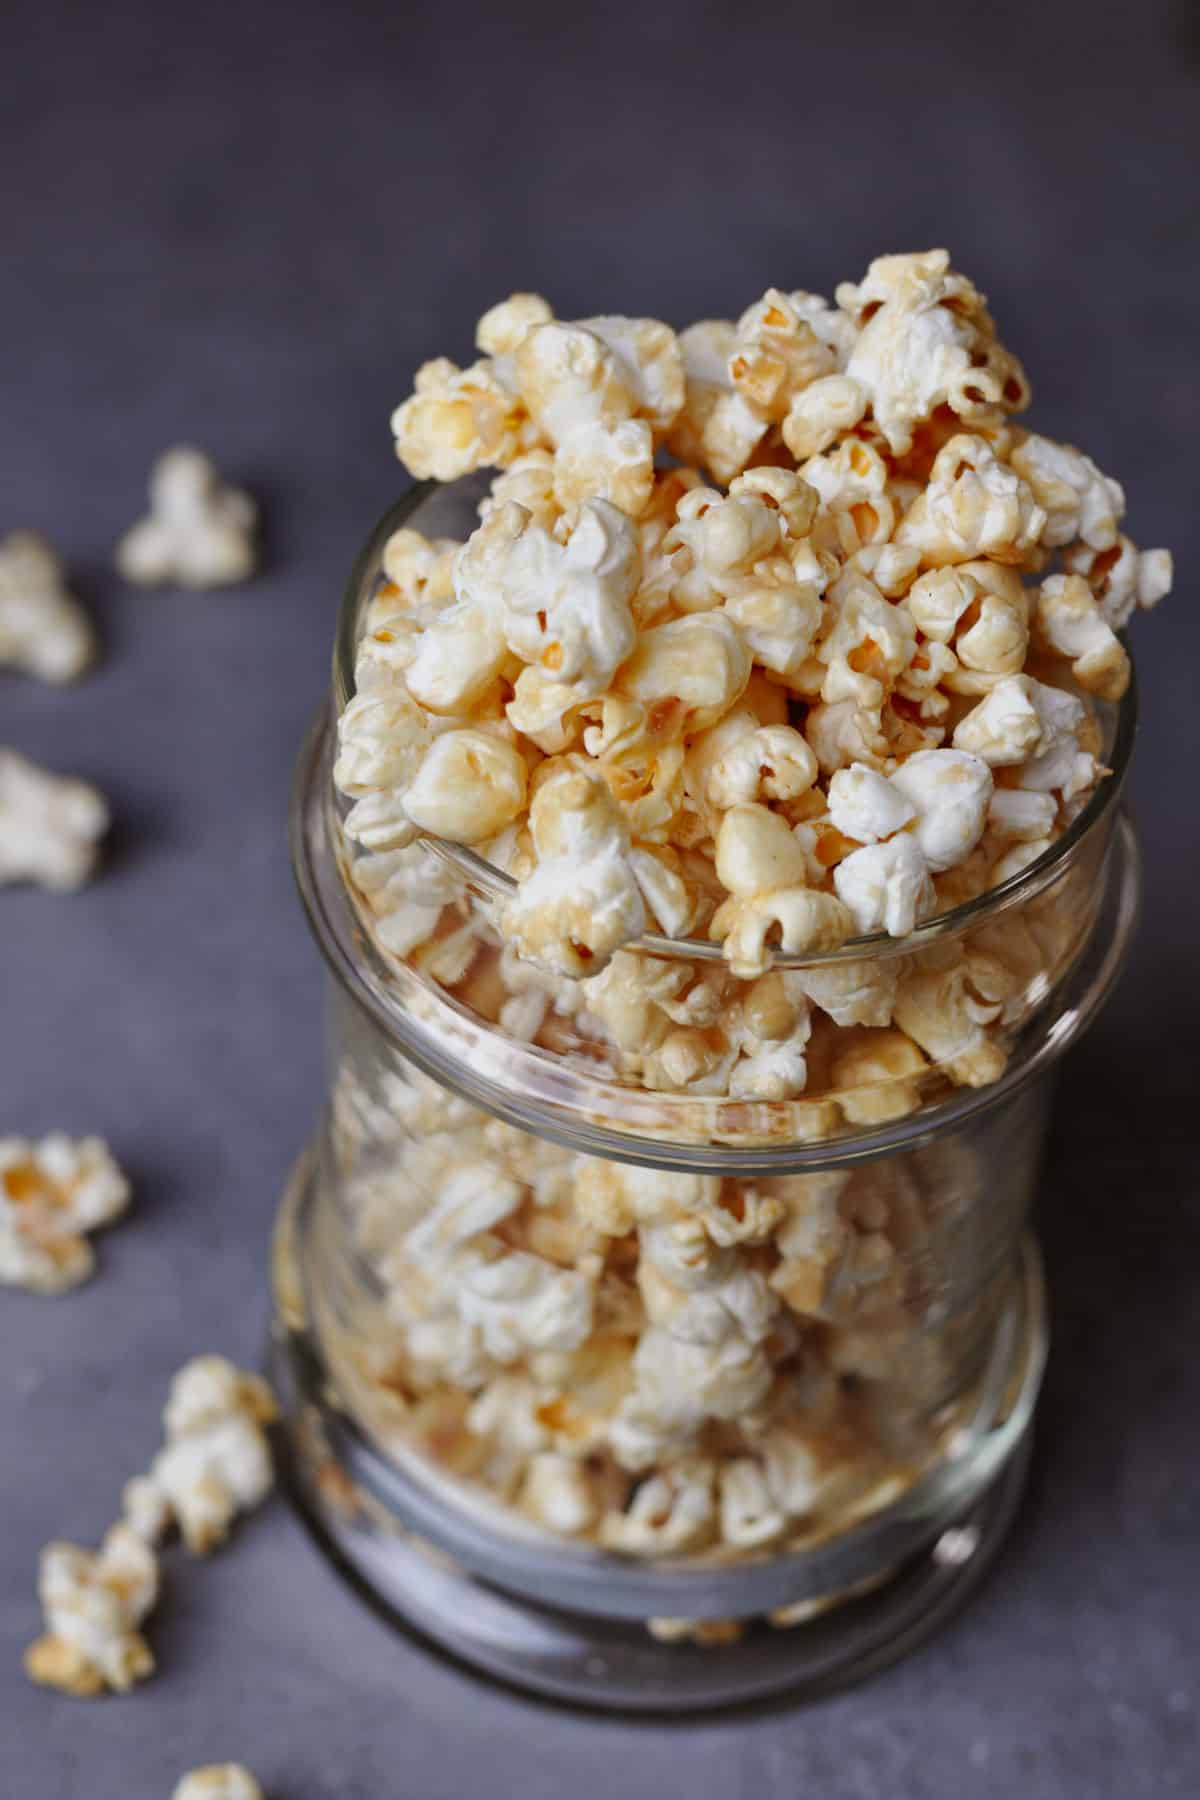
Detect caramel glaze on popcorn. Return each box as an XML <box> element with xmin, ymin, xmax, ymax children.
<box><xmin>319</xmin><ymin>252</ymin><xmax>1168</xmax><ymax>1574</ymax></box>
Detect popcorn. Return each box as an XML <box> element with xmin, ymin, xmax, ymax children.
<box><xmin>600</xmin><ymin>1459</ymin><xmax>716</xmax><ymax>1552</ymax></box>
<box><xmin>476</xmin><ymin>292</ymin><xmax>555</xmax><ymax>356</ymax></box>
<box><xmin>895</xmin><ymin>435</ymin><xmax>1045</xmax><ymax>566</ymax></box>
<box><xmin>668</xmin><ymin>320</ymin><xmax>772</xmax><ymax>483</ymax></box>
<box><xmin>834</xmin><ymin>834</ymin><xmax>936</xmax><ymax>937</ymax></box>
<box><xmin>831</xmin><ymin>1029</ymin><xmax>929</xmax><ymax>1125</ymax></box>
<box><xmin>728</xmin><ymin>288</ymin><xmax>836</xmax><ymax>420</ymax></box>
<box><xmin>837</xmin><ymin>250</ymin><xmax>1029</xmax><ymax>455</ymax></box>
<box><xmin>1065</xmin><ymin>536</ymin><xmax>1172</xmax><ymax>631</ymax></box>
<box><xmin>117</xmin><ymin>447</ymin><xmax>257</xmax><ymax>588</ymax></box>
<box><xmin>782</xmin><ymin>374</ymin><xmax>868</xmax><ymax>461</ymax></box>
<box><xmin>952</xmin><ymin>676</ymin><xmax>1096</xmax><ymax>800</ymax></box>
<box><xmin>827</xmin><ymin>763</ymin><xmax>915</xmax><ymax>843</ymax></box>
<box><xmin>172</xmin><ymin>1769</ymin><xmax>263</xmax><ymax>1800</ymax></box>
<box><xmin>893</xmin><ymin>957</ymin><xmax>1006</xmax><ymax>1085</ymax></box>
<box><xmin>1009</xmin><ymin>433</ymin><xmax>1123</xmax><ymax>549</ymax></box>
<box><xmin>710</xmin><ymin>805</ymin><xmax>854</xmax><ymax>976</ymax></box>
<box><xmin>401</xmin><ymin>728</ymin><xmax>528</xmax><ymax>843</ymax></box>
<box><xmin>25</xmin><ymin>1525</ymin><xmax>158</xmax><ymax>1696</ymax></box>
<box><xmin>520</xmin><ymin>1453</ymin><xmax>599</xmax><ymax>1535</ymax></box>
<box><xmin>1033</xmin><ymin>572</ymin><xmax>1130</xmax><ymax>700</ymax></box>
<box><xmin>0</xmin><ymin>531</ymin><xmax>95</xmax><ymax>682</ymax></box>
<box><xmin>617</xmin><ymin>611</ymin><xmax>751</xmax><ymax>732</ymax></box>
<box><xmin>122</xmin><ymin>1357</ymin><xmax>277</xmax><ymax>1555</ymax></box>
<box><xmin>719</xmin><ymin>1458</ymin><xmax>786</xmax><ymax>1549</ymax></box>
<box><xmin>0</xmin><ymin>1135</ymin><xmax>130</xmax><ymax>1294</ymax></box>
<box><xmin>0</xmin><ymin>750</ymin><xmax>108</xmax><ymax>889</ymax></box>
<box><xmin>380</xmin><ymin>527</ymin><xmax>460</xmax><ymax>606</ymax></box>
<box><xmin>504</xmin><ymin>757</ymin><xmax>644</xmax><ymax>975</ymax></box>
<box><xmin>391</xmin><ymin>356</ymin><xmax>533</xmax><ymax>481</ymax></box>
<box><xmin>889</xmin><ymin>749</ymin><xmax>993</xmax><ymax>872</ymax></box>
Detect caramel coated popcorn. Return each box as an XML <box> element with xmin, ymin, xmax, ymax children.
<box><xmin>173</xmin><ymin>1767</ymin><xmax>264</xmax><ymax>1800</ymax></box>
<box><xmin>25</xmin><ymin>1524</ymin><xmax>159</xmax><ymax>1696</ymax></box>
<box><xmin>0</xmin><ymin>532</ymin><xmax>96</xmax><ymax>682</ymax></box>
<box><xmin>122</xmin><ymin>1357</ymin><xmax>278</xmax><ymax>1554</ymax></box>
<box><xmin>117</xmin><ymin>447</ymin><xmax>257</xmax><ymax>588</ymax></box>
<box><xmin>342</xmin><ymin>252</ymin><xmax>1167</xmax><ymax>1000</ymax></box>
<box><xmin>0</xmin><ymin>1135</ymin><xmax>130</xmax><ymax>1294</ymax></box>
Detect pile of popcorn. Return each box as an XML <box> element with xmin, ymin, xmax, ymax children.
<box><xmin>336</xmin><ymin>250</ymin><xmax>1169</xmax><ymax>1114</ymax></box>
<box><xmin>323</xmin><ymin>1059</ymin><xmax>987</xmax><ymax>1560</ymax></box>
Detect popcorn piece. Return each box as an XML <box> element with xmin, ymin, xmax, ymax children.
<box><xmin>951</xmin><ymin>673</ymin><xmax>1046</xmax><ymax>766</ymax></box>
<box><xmin>719</xmin><ymin>1458</ymin><xmax>786</xmax><ymax>1549</ymax></box>
<box><xmin>1065</xmin><ymin>536</ymin><xmax>1172</xmax><ymax>631</ymax></box>
<box><xmin>173</xmin><ymin>1771</ymin><xmax>263</xmax><ymax>1800</ymax></box>
<box><xmin>391</xmin><ymin>356</ymin><xmax>534</xmax><ymax>480</ymax></box>
<box><xmin>25</xmin><ymin>1525</ymin><xmax>158</xmax><ymax>1696</ymax></box>
<box><xmin>520</xmin><ymin>1452</ymin><xmax>599</xmax><ymax>1536</ymax></box>
<box><xmin>791</xmin><ymin>958</ymin><xmax>898</xmax><ymax>1028</ymax></box>
<box><xmin>616</xmin><ymin>611</ymin><xmax>751</xmax><ymax>732</ymax></box>
<box><xmin>837</xmin><ymin>250</ymin><xmax>1029</xmax><ymax>455</ymax></box>
<box><xmin>728</xmin><ymin>288</ymin><xmax>836</xmax><ymax>421</ymax></box>
<box><xmin>600</xmin><ymin>1459</ymin><xmax>717</xmax><ymax>1553</ymax></box>
<box><xmin>0</xmin><ymin>750</ymin><xmax>108</xmax><ymax>890</ymax></box>
<box><xmin>551</xmin><ymin>417</ymin><xmax>655</xmax><ymax>517</ymax></box>
<box><xmin>580</xmin><ymin>315</ymin><xmax>687</xmax><ymax>433</ymax></box>
<box><xmin>831</xmin><ymin>1029</ymin><xmax>929</xmax><ymax>1124</ymax></box>
<box><xmin>379</xmin><ymin>528</ymin><xmax>460</xmax><ymax>606</ymax></box>
<box><xmin>782</xmin><ymin>374</ymin><xmax>869</xmax><ymax>461</ymax></box>
<box><xmin>834</xmin><ymin>835</ymin><xmax>935</xmax><ymax>937</ymax></box>
<box><xmin>955</xmin><ymin>675</ymin><xmax>1096</xmax><ymax>799</ymax></box>
<box><xmin>121</xmin><ymin>1476</ymin><xmax>172</xmax><ymax>1546</ymax></box>
<box><xmin>889</xmin><ymin>749</ymin><xmax>993</xmax><ymax>872</ymax></box>
<box><xmin>827</xmin><ymin>763</ymin><xmax>914</xmax><ymax>843</ymax></box>
<box><xmin>893</xmin><ymin>958</ymin><xmax>1006</xmax><ymax>1086</ymax></box>
<box><xmin>691</xmin><ymin>715</ymin><xmax>819</xmax><ymax>814</ymax></box>
<box><xmin>987</xmin><ymin>787</ymin><xmax>1057</xmax><ymax>843</ymax></box>
<box><xmin>804</xmin><ymin>700</ymin><xmax>889</xmax><ymax>774</ymax></box>
<box><xmin>125</xmin><ymin>1357</ymin><xmax>278</xmax><ymax>1555</ymax></box>
<box><xmin>817</xmin><ymin>577</ymin><xmax>917</xmax><ymax>710</ymax></box>
<box><xmin>117</xmin><ymin>448</ymin><xmax>257</xmax><ymax>588</ymax></box>
<box><xmin>476</xmin><ymin>291</ymin><xmax>555</xmax><ymax>357</ymax></box>
<box><xmin>504</xmin><ymin>757</ymin><xmax>644</xmax><ymax>975</ymax></box>
<box><xmin>1008</xmin><ymin>433</ymin><xmax>1124</xmax><ymax>549</ymax></box>
<box><xmin>0</xmin><ymin>1135</ymin><xmax>129</xmax><ymax>1295</ymax></box>
<box><xmin>457</xmin><ymin>498</ymin><xmax>639</xmax><ymax>696</ymax></box>
<box><xmin>1033</xmin><ymin>572</ymin><xmax>1130</xmax><ymax>700</ymax></box>
<box><xmin>401</xmin><ymin>729</ymin><xmax>528</xmax><ymax>844</ymax></box>
<box><xmin>710</xmin><ymin>805</ymin><xmax>855</xmax><ymax>977</ymax></box>
<box><xmin>895</xmin><ymin>435</ymin><xmax>1045</xmax><ymax>566</ymax></box>
<box><xmin>0</xmin><ymin>531</ymin><xmax>95</xmax><ymax>682</ymax></box>
<box><xmin>668</xmin><ymin>321</ymin><xmax>772</xmax><ymax>484</ymax></box>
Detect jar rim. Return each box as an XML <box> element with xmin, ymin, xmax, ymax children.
<box><xmin>332</xmin><ymin>482</ymin><xmax>1139</xmax><ymax>973</ymax></box>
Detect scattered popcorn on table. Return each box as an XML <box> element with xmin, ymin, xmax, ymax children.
<box><xmin>24</xmin><ymin>1524</ymin><xmax>159</xmax><ymax>1696</ymax></box>
<box><xmin>172</xmin><ymin>1766</ymin><xmax>264</xmax><ymax>1800</ymax></box>
<box><xmin>0</xmin><ymin>531</ymin><xmax>96</xmax><ymax>682</ymax></box>
<box><xmin>0</xmin><ymin>749</ymin><xmax>108</xmax><ymax>889</ymax></box>
<box><xmin>117</xmin><ymin>447</ymin><xmax>257</xmax><ymax>589</ymax></box>
<box><xmin>122</xmin><ymin>1357</ymin><xmax>278</xmax><ymax>1554</ymax></box>
<box><xmin>0</xmin><ymin>1134</ymin><xmax>130</xmax><ymax>1294</ymax></box>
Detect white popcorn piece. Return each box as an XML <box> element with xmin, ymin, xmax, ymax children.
<box><xmin>791</xmin><ymin>958</ymin><xmax>898</xmax><ymax>1029</ymax></box>
<box><xmin>836</xmin><ymin>250</ymin><xmax>1028</xmax><ymax>455</ymax></box>
<box><xmin>895</xmin><ymin>434</ymin><xmax>1045</xmax><ymax>567</ymax></box>
<box><xmin>476</xmin><ymin>291</ymin><xmax>555</xmax><ymax>357</ymax></box>
<box><xmin>0</xmin><ymin>1135</ymin><xmax>129</xmax><ymax>1295</ymax></box>
<box><xmin>124</xmin><ymin>1357</ymin><xmax>278</xmax><ymax>1555</ymax></box>
<box><xmin>172</xmin><ymin>1769</ymin><xmax>263</xmax><ymax>1800</ymax></box>
<box><xmin>1065</xmin><ymin>536</ymin><xmax>1173</xmax><ymax>631</ymax></box>
<box><xmin>1033</xmin><ymin>572</ymin><xmax>1130</xmax><ymax>701</ymax></box>
<box><xmin>668</xmin><ymin>320</ymin><xmax>772</xmax><ymax>484</ymax></box>
<box><xmin>0</xmin><ymin>532</ymin><xmax>95</xmax><ymax>682</ymax></box>
<box><xmin>117</xmin><ymin>447</ymin><xmax>257</xmax><ymax>588</ymax></box>
<box><xmin>817</xmin><ymin>576</ymin><xmax>916</xmax><ymax>711</ymax></box>
<box><xmin>401</xmin><ymin>728</ymin><xmax>528</xmax><ymax>844</ymax></box>
<box><xmin>457</xmin><ymin>498</ymin><xmax>639</xmax><ymax>697</ymax></box>
<box><xmin>617</xmin><ymin>611</ymin><xmax>751</xmax><ymax>732</ymax></box>
<box><xmin>600</xmin><ymin>1459</ymin><xmax>717</xmax><ymax>1553</ymax></box>
<box><xmin>951</xmin><ymin>673</ymin><xmax>1047</xmax><ymax>766</ymax></box>
<box><xmin>504</xmin><ymin>756</ymin><xmax>645</xmax><ymax>975</ymax></box>
<box><xmin>728</xmin><ymin>288</ymin><xmax>837</xmax><ymax>421</ymax></box>
<box><xmin>719</xmin><ymin>1458</ymin><xmax>786</xmax><ymax>1549</ymax></box>
<box><xmin>987</xmin><ymin>788</ymin><xmax>1057</xmax><ymax>843</ymax></box>
<box><xmin>520</xmin><ymin>1452</ymin><xmax>598</xmax><ymax>1536</ymax></box>
<box><xmin>834</xmin><ymin>834</ymin><xmax>936</xmax><ymax>938</ymax></box>
<box><xmin>827</xmin><ymin>763</ymin><xmax>915</xmax><ymax>844</ymax></box>
<box><xmin>956</xmin><ymin>676</ymin><xmax>1097</xmax><ymax>799</ymax></box>
<box><xmin>25</xmin><ymin>1524</ymin><xmax>159</xmax><ymax>1696</ymax></box>
<box><xmin>0</xmin><ymin>750</ymin><xmax>108</xmax><ymax>890</ymax></box>
<box><xmin>889</xmin><ymin>749</ymin><xmax>993</xmax><ymax>873</ymax></box>
<box><xmin>379</xmin><ymin>527</ymin><xmax>461</xmax><ymax>606</ymax></box>
<box><xmin>1008</xmin><ymin>432</ymin><xmax>1124</xmax><ymax>550</ymax></box>
<box><xmin>455</xmin><ymin>1248</ymin><xmax>595</xmax><ymax>1362</ymax></box>
<box><xmin>804</xmin><ymin>699</ymin><xmax>889</xmax><ymax>774</ymax></box>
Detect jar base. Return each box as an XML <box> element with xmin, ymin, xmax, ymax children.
<box><xmin>269</xmin><ymin>1152</ymin><xmax>1042</xmax><ymax>1713</ymax></box>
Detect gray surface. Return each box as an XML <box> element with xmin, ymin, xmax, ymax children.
<box><xmin>1</xmin><ymin>1</ymin><xmax>1197</xmax><ymax>1794</ymax></box>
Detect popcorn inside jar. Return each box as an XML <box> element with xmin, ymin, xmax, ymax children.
<box><xmin>278</xmin><ymin>252</ymin><xmax>1161</xmax><ymax>1667</ymax></box>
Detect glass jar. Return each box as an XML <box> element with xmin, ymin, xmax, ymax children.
<box><xmin>270</xmin><ymin>482</ymin><xmax>1141</xmax><ymax>1710</ymax></box>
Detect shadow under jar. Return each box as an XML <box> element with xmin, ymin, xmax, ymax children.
<box><xmin>270</xmin><ymin>480</ymin><xmax>1142</xmax><ymax>1711</ymax></box>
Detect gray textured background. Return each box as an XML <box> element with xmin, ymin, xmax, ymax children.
<box><xmin>2</xmin><ymin>1</ymin><xmax>1197</xmax><ymax>1794</ymax></box>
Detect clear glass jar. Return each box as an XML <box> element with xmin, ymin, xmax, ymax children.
<box><xmin>270</xmin><ymin>482</ymin><xmax>1142</xmax><ymax>1710</ymax></box>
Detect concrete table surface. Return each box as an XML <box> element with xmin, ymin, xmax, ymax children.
<box><xmin>2</xmin><ymin>2</ymin><xmax>1197</xmax><ymax>1794</ymax></box>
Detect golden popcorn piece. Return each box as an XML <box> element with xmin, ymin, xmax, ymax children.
<box><xmin>0</xmin><ymin>749</ymin><xmax>109</xmax><ymax>891</ymax></box>
<box><xmin>0</xmin><ymin>1134</ymin><xmax>129</xmax><ymax>1295</ymax></box>
<box><xmin>25</xmin><ymin>1525</ymin><xmax>158</xmax><ymax>1697</ymax></box>
<box><xmin>172</xmin><ymin>1767</ymin><xmax>264</xmax><ymax>1800</ymax></box>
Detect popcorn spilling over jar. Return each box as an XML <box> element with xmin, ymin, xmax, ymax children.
<box><xmin>272</xmin><ymin>253</ymin><xmax>1164</xmax><ymax>1708</ymax></box>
